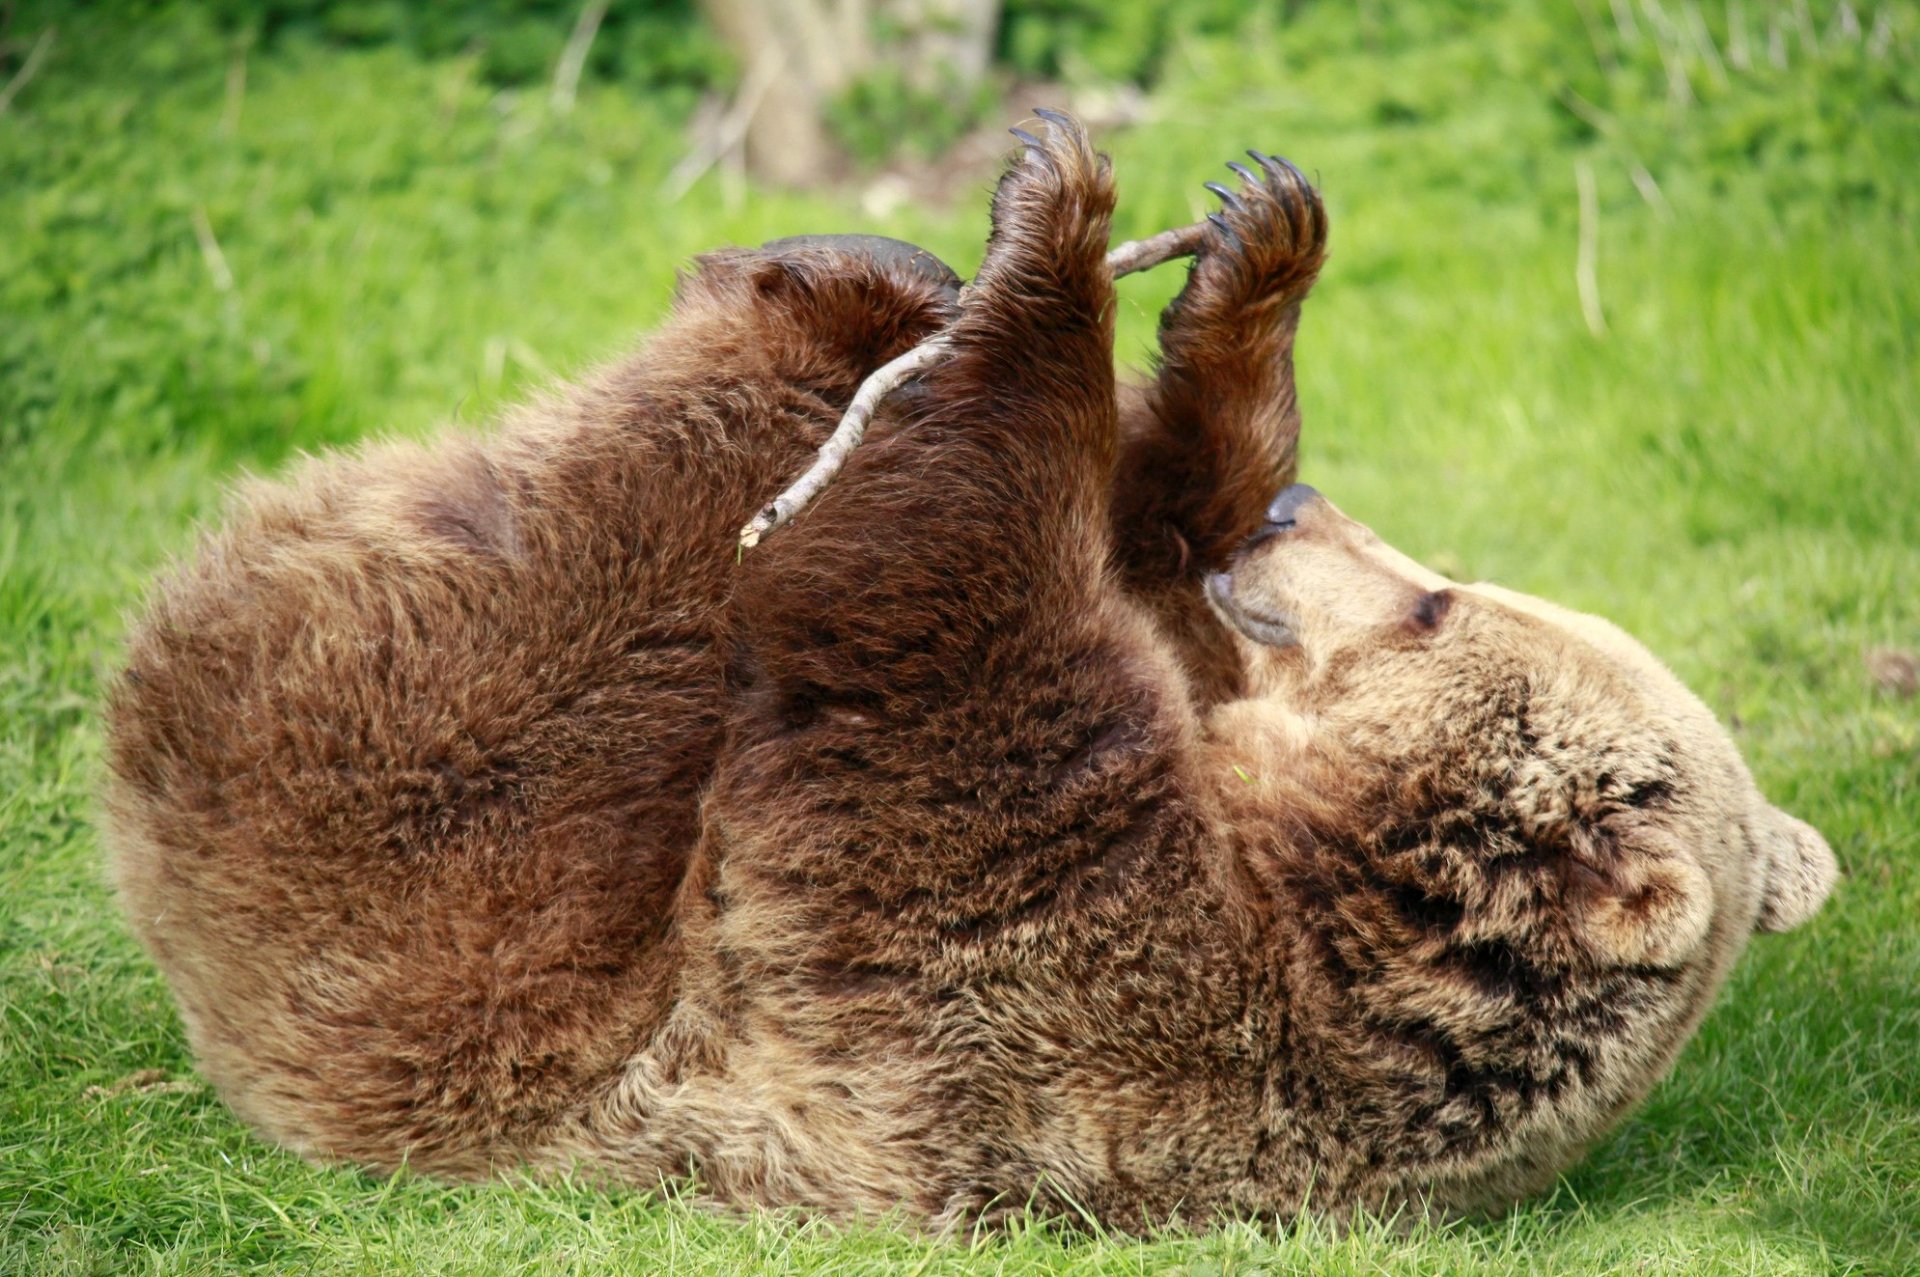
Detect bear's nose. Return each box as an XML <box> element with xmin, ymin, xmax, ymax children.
<box><xmin>1240</xmin><ymin>484</ymin><xmax>1320</xmax><ymax>556</ymax></box>
<box><xmin>1263</xmin><ymin>483</ymin><xmax>1320</xmax><ymax>531</ymax></box>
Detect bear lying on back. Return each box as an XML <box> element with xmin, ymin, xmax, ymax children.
<box><xmin>103</xmin><ymin>113</ymin><xmax>1835</xmax><ymax>1230</ymax></box>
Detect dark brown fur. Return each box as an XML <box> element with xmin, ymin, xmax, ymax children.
<box><xmin>103</xmin><ymin>116</ymin><xmax>1832</xmax><ymax>1229</ymax></box>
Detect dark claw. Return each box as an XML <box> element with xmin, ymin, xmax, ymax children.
<box><xmin>1249</xmin><ymin>148</ymin><xmax>1309</xmax><ymax>191</ymax></box>
<box><xmin>1206</xmin><ymin>211</ymin><xmax>1239</xmax><ymax>243</ymax></box>
<box><xmin>1009</xmin><ymin>127</ymin><xmax>1043</xmax><ymax>150</ymax></box>
<box><xmin>1031</xmin><ymin>106</ymin><xmax>1075</xmax><ymax>129</ymax></box>
<box><xmin>1203</xmin><ymin>181</ymin><xmax>1243</xmax><ymax>210</ymax></box>
<box><xmin>1226</xmin><ymin>161</ymin><xmax>1259</xmax><ymax>186</ymax></box>
<box><xmin>1247</xmin><ymin>149</ymin><xmax>1314</xmax><ymax>240</ymax></box>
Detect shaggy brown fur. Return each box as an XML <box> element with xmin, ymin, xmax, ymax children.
<box><xmin>103</xmin><ymin>114</ymin><xmax>1835</xmax><ymax>1230</ymax></box>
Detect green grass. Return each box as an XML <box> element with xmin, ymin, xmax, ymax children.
<box><xmin>4</xmin><ymin>2</ymin><xmax>1917</xmax><ymax>1273</ymax></box>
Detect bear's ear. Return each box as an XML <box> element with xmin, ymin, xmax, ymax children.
<box><xmin>1563</xmin><ymin>827</ymin><xmax>1713</xmax><ymax>967</ymax></box>
<box><xmin>1755</xmin><ymin>808</ymin><xmax>1837</xmax><ymax>933</ymax></box>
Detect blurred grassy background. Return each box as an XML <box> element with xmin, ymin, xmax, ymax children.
<box><xmin>2</xmin><ymin>2</ymin><xmax>1917</xmax><ymax>1273</ymax></box>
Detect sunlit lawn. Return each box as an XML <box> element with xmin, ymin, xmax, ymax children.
<box><xmin>3</xmin><ymin>3</ymin><xmax>1916</xmax><ymax>1273</ymax></box>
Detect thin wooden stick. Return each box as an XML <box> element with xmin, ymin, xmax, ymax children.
<box><xmin>738</xmin><ymin>337</ymin><xmax>953</xmax><ymax>549</ymax></box>
<box><xmin>1106</xmin><ymin>221</ymin><xmax>1209</xmax><ymax>277</ymax></box>
<box><xmin>736</xmin><ymin>219</ymin><xmax>1212</xmax><ymax>550</ymax></box>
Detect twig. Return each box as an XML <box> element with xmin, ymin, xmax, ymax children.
<box><xmin>550</xmin><ymin>0</ymin><xmax>608</xmax><ymax>116</ymax></box>
<box><xmin>1106</xmin><ymin>222</ymin><xmax>1210</xmax><ymax>276</ymax></box>
<box><xmin>737</xmin><ymin>219</ymin><xmax>1213</xmax><ymax>550</ymax></box>
<box><xmin>0</xmin><ymin>25</ymin><xmax>54</xmax><ymax>116</ymax></box>
<box><xmin>738</xmin><ymin>337</ymin><xmax>955</xmax><ymax>549</ymax></box>
<box><xmin>1574</xmin><ymin>160</ymin><xmax>1607</xmax><ymax>338</ymax></box>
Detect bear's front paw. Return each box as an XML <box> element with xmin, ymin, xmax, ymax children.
<box><xmin>1165</xmin><ymin>151</ymin><xmax>1328</xmax><ymax>334</ymax></box>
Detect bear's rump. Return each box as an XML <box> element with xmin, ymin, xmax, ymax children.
<box><xmin>103</xmin><ymin>428</ymin><xmax>729</xmax><ymax>1172</ymax></box>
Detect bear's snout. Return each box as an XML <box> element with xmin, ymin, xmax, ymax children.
<box><xmin>1207</xmin><ymin>569</ymin><xmax>1299</xmax><ymax>650</ymax></box>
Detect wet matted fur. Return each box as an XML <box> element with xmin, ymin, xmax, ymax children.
<box><xmin>103</xmin><ymin>114</ymin><xmax>1834</xmax><ymax>1230</ymax></box>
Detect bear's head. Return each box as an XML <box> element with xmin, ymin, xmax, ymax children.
<box><xmin>1207</xmin><ymin>483</ymin><xmax>1835</xmax><ymax>975</ymax></box>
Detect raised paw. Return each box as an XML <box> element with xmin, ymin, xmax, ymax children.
<box><xmin>1003</xmin><ymin>107</ymin><xmax>1106</xmax><ymax>209</ymax></box>
<box><xmin>1162</xmin><ymin>150</ymin><xmax>1328</xmax><ymax>338</ymax></box>
<box><xmin>917</xmin><ymin>109</ymin><xmax>1118</xmax><ymax>485</ymax></box>
<box><xmin>1112</xmin><ymin>148</ymin><xmax>1328</xmax><ymax>601</ymax></box>
<box><xmin>969</xmin><ymin>108</ymin><xmax>1116</xmax><ymax>315</ymax></box>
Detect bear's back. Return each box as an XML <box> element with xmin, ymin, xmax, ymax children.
<box><xmin>99</xmin><ymin>298</ymin><xmax>862</xmax><ymax>1170</ymax></box>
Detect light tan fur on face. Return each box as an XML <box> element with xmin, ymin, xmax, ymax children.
<box><xmin>1211</xmin><ymin>488</ymin><xmax>1835</xmax><ymax>964</ymax></box>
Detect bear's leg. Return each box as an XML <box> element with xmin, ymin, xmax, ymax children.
<box><xmin>1109</xmin><ymin>153</ymin><xmax>1328</xmax><ymax>701</ymax></box>
<box><xmin>734</xmin><ymin>110</ymin><xmax>1120</xmax><ymax>690</ymax></box>
<box><xmin>678</xmin><ymin>119</ymin><xmax>1220</xmax><ymax>1219</ymax></box>
<box><xmin>715</xmin><ymin>112</ymin><xmax>1188</xmax><ymax>923</ymax></box>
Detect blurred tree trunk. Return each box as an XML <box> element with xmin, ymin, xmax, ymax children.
<box><xmin>894</xmin><ymin>0</ymin><xmax>999</xmax><ymax>88</ymax></box>
<box><xmin>697</xmin><ymin>0</ymin><xmax>999</xmax><ymax>186</ymax></box>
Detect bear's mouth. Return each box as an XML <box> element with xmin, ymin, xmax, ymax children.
<box><xmin>1206</xmin><ymin>571</ymin><xmax>1299</xmax><ymax>649</ymax></box>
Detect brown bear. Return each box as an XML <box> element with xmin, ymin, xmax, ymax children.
<box><xmin>102</xmin><ymin>112</ymin><xmax>1835</xmax><ymax>1230</ymax></box>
